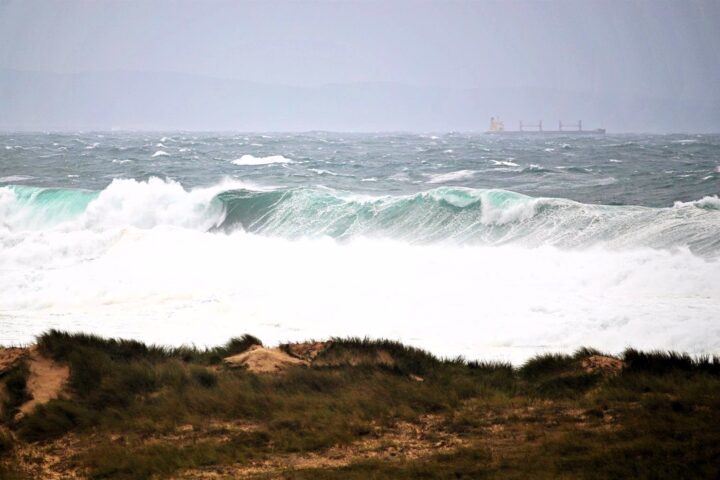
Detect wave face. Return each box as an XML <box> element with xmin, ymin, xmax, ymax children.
<box><xmin>4</xmin><ymin>178</ymin><xmax>718</xmax><ymax>254</ymax></box>
<box><xmin>216</xmin><ymin>186</ymin><xmax>720</xmax><ymax>254</ymax></box>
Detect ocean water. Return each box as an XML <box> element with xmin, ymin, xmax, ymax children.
<box><xmin>1</xmin><ymin>132</ymin><xmax>719</xmax><ymax>362</ymax></box>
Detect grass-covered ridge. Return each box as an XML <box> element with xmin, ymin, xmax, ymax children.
<box><xmin>0</xmin><ymin>331</ymin><xmax>718</xmax><ymax>479</ymax></box>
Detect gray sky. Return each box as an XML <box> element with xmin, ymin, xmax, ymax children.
<box><xmin>1</xmin><ymin>0</ymin><xmax>719</xmax><ymax>131</ymax></box>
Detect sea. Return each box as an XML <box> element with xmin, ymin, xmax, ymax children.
<box><xmin>1</xmin><ymin>132</ymin><xmax>719</xmax><ymax>362</ymax></box>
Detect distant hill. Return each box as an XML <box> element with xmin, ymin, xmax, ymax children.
<box><xmin>0</xmin><ymin>69</ymin><xmax>718</xmax><ymax>132</ymax></box>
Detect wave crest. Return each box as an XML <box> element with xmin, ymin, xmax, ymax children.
<box><xmin>2</xmin><ymin>179</ymin><xmax>719</xmax><ymax>254</ymax></box>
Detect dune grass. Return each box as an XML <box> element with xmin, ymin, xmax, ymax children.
<box><xmin>0</xmin><ymin>360</ymin><xmax>31</xmax><ymax>423</ymax></box>
<box><xmin>1</xmin><ymin>331</ymin><xmax>719</xmax><ymax>479</ymax></box>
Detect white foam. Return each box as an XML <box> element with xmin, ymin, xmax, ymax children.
<box><xmin>491</xmin><ymin>160</ymin><xmax>519</xmax><ymax>167</ymax></box>
<box><xmin>232</xmin><ymin>154</ymin><xmax>293</xmax><ymax>166</ymax></box>
<box><xmin>309</xmin><ymin>168</ymin><xmax>338</xmax><ymax>176</ymax></box>
<box><xmin>152</xmin><ymin>150</ymin><xmax>169</xmax><ymax>157</ymax></box>
<box><xmin>479</xmin><ymin>191</ymin><xmax>539</xmax><ymax>225</ymax></box>
<box><xmin>426</xmin><ymin>170</ymin><xmax>475</xmax><ymax>184</ymax></box>
<box><xmin>674</xmin><ymin>195</ymin><xmax>720</xmax><ymax>210</ymax></box>
<box><xmin>1</xmin><ymin>179</ymin><xmax>719</xmax><ymax>362</ymax></box>
<box><xmin>0</xmin><ymin>175</ymin><xmax>34</xmax><ymax>183</ymax></box>
<box><xmin>0</xmin><ymin>229</ymin><xmax>718</xmax><ymax>364</ymax></box>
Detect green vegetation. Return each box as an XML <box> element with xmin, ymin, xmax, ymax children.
<box><xmin>0</xmin><ymin>360</ymin><xmax>31</xmax><ymax>422</ymax></box>
<box><xmin>1</xmin><ymin>331</ymin><xmax>719</xmax><ymax>479</ymax></box>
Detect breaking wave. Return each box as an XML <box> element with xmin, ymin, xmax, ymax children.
<box><xmin>1</xmin><ymin>178</ymin><xmax>719</xmax><ymax>254</ymax></box>
<box><xmin>2</xmin><ymin>177</ymin><xmax>719</xmax><ymax>361</ymax></box>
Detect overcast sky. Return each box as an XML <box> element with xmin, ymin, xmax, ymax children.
<box><xmin>2</xmin><ymin>0</ymin><xmax>719</xmax><ymax>97</ymax></box>
<box><xmin>1</xmin><ymin>0</ymin><xmax>719</xmax><ymax>131</ymax></box>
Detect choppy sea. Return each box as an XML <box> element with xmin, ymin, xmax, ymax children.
<box><xmin>1</xmin><ymin>132</ymin><xmax>718</xmax><ymax>362</ymax></box>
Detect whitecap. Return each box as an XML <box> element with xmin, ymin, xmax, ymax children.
<box><xmin>491</xmin><ymin>160</ymin><xmax>519</xmax><ymax>167</ymax></box>
<box><xmin>152</xmin><ymin>150</ymin><xmax>169</xmax><ymax>157</ymax></box>
<box><xmin>426</xmin><ymin>170</ymin><xmax>476</xmax><ymax>184</ymax></box>
<box><xmin>309</xmin><ymin>168</ymin><xmax>338</xmax><ymax>176</ymax></box>
<box><xmin>232</xmin><ymin>154</ymin><xmax>293</xmax><ymax>166</ymax></box>
<box><xmin>0</xmin><ymin>175</ymin><xmax>34</xmax><ymax>183</ymax></box>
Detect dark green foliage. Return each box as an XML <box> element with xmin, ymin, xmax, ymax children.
<box><xmin>67</xmin><ymin>349</ymin><xmax>157</xmax><ymax>409</ymax></box>
<box><xmin>37</xmin><ymin>330</ymin><xmax>261</xmax><ymax>365</ymax></box>
<box><xmin>17</xmin><ymin>399</ymin><xmax>95</xmax><ymax>442</ymax></box>
<box><xmin>0</xmin><ymin>428</ymin><xmax>14</xmax><ymax>454</ymax></box>
<box><xmin>85</xmin><ymin>431</ymin><xmax>272</xmax><ymax>480</ymax></box>
<box><xmin>519</xmin><ymin>352</ymin><xmax>576</xmax><ymax>380</ymax></box>
<box><xmin>38</xmin><ymin>330</ymin><xmax>170</xmax><ymax>362</ymax></box>
<box><xmin>1</xmin><ymin>361</ymin><xmax>31</xmax><ymax>421</ymax></box>
<box><xmin>623</xmin><ymin>349</ymin><xmax>720</xmax><ymax>375</ymax></box>
<box><xmin>221</xmin><ymin>335</ymin><xmax>262</xmax><ymax>356</ymax></box>
<box><xmin>573</xmin><ymin>347</ymin><xmax>604</xmax><ymax>358</ymax></box>
<box><xmin>320</xmin><ymin>337</ymin><xmax>443</xmax><ymax>375</ymax></box>
<box><xmin>190</xmin><ymin>367</ymin><xmax>217</xmax><ymax>388</ymax></box>
<box><xmin>531</xmin><ymin>373</ymin><xmax>601</xmax><ymax>398</ymax></box>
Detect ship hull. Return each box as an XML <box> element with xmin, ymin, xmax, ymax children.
<box><xmin>485</xmin><ymin>129</ymin><xmax>606</xmax><ymax>135</ymax></box>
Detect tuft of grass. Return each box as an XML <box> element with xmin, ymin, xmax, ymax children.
<box><xmin>519</xmin><ymin>353</ymin><xmax>576</xmax><ymax>380</ymax></box>
<box><xmin>1</xmin><ymin>361</ymin><xmax>31</xmax><ymax>422</ymax></box>
<box><xmin>37</xmin><ymin>330</ymin><xmax>261</xmax><ymax>366</ymax></box>
<box><xmin>17</xmin><ymin>399</ymin><xmax>96</xmax><ymax>442</ymax></box>
<box><xmin>38</xmin><ymin>330</ymin><xmax>171</xmax><ymax>363</ymax></box>
<box><xmin>191</xmin><ymin>367</ymin><xmax>218</xmax><ymax>388</ymax></box>
<box><xmin>623</xmin><ymin>349</ymin><xmax>720</xmax><ymax>375</ymax></box>
<box><xmin>316</xmin><ymin>337</ymin><xmax>442</xmax><ymax>375</ymax></box>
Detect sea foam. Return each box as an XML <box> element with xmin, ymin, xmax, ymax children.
<box><xmin>1</xmin><ymin>178</ymin><xmax>719</xmax><ymax>362</ymax></box>
<box><xmin>232</xmin><ymin>154</ymin><xmax>293</xmax><ymax>166</ymax></box>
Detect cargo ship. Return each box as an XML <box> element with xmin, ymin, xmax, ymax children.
<box><xmin>485</xmin><ymin>117</ymin><xmax>605</xmax><ymax>135</ymax></box>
